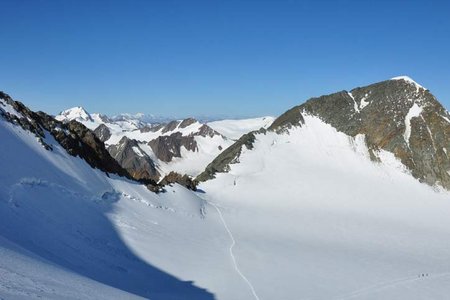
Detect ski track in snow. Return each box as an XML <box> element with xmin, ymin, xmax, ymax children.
<box><xmin>209</xmin><ymin>201</ymin><xmax>261</xmax><ymax>300</ymax></box>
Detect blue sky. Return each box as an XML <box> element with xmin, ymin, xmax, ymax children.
<box><xmin>1</xmin><ymin>0</ymin><xmax>449</xmax><ymax>118</ymax></box>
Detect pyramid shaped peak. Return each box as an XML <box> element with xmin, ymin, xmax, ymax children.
<box><xmin>56</xmin><ymin>106</ymin><xmax>92</xmax><ymax>122</ymax></box>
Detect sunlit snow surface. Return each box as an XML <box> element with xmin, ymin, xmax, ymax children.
<box><xmin>207</xmin><ymin>116</ymin><xmax>275</xmax><ymax>140</ymax></box>
<box><xmin>3</xmin><ymin>106</ymin><xmax>450</xmax><ymax>299</ymax></box>
<box><xmin>200</xmin><ymin>115</ymin><xmax>450</xmax><ymax>299</ymax></box>
<box><xmin>403</xmin><ymin>103</ymin><xmax>423</xmax><ymax>145</ymax></box>
<box><xmin>0</xmin><ymin>118</ymin><xmax>216</xmax><ymax>299</ymax></box>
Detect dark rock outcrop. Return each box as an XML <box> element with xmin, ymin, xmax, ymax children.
<box><xmin>295</xmin><ymin>78</ymin><xmax>450</xmax><ymax>189</ymax></box>
<box><xmin>148</xmin><ymin>132</ymin><xmax>198</xmax><ymax>162</ymax></box>
<box><xmin>108</xmin><ymin>136</ymin><xmax>160</xmax><ymax>181</ymax></box>
<box><xmin>196</xmin><ymin>130</ymin><xmax>263</xmax><ymax>182</ymax></box>
<box><xmin>161</xmin><ymin>120</ymin><xmax>180</xmax><ymax>134</ymax></box>
<box><xmin>268</xmin><ymin>106</ymin><xmax>305</xmax><ymax>133</ymax></box>
<box><xmin>198</xmin><ymin>78</ymin><xmax>450</xmax><ymax>190</ymax></box>
<box><xmin>194</xmin><ymin>124</ymin><xmax>222</xmax><ymax>138</ymax></box>
<box><xmin>140</xmin><ymin>123</ymin><xmax>165</xmax><ymax>133</ymax></box>
<box><xmin>0</xmin><ymin>91</ymin><xmax>160</xmax><ymax>189</ymax></box>
<box><xmin>179</xmin><ymin>118</ymin><xmax>197</xmax><ymax>129</ymax></box>
<box><xmin>160</xmin><ymin>171</ymin><xmax>198</xmax><ymax>191</ymax></box>
<box><xmin>95</xmin><ymin>113</ymin><xmax>112</xmax><ymax>123</ymax></box>
<box><xmin>93</xmin><ymin>124</ymin><xmax>112</xmax><ymax>142</ymax></box>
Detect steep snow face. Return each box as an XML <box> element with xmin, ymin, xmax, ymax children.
<box><xmin>4</xmin><ymin>105</ymin><xmax>298</xmax><ymax>299</ymax></box>
<box><xmin>404</xmin><ymin>103</ymin><xmax>423</xmax><ymax>145</ymax></box>
<box><xmin>200</xmin><ymin>115</ymin><xmax>450</xmax><ymax>300</ymax></box>
<box><xmin>5</xmin><ymin>95</ymin><xmax>450</xmax><ymax>299</ymax></box>
<box><xmin>0</xmin><ymin>115</ymin><xmax>219</xmax><ymax>299</ymax></box>
<box><xmin>0</xmin><ymin>97</ymin><xmax>22</xmax><ymax>118</ymax></box>
<box><xmin>208</xmin><ymin>116</ymin><xmax>275</xmax><ymax>140</ymax></box>
<box><xmin>347</xmin><ymin>91</ymin><xmax>360</xmax><ymax>113</ymax></box>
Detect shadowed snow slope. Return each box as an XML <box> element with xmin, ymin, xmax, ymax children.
<box><xmin>199</xmin><ymin>115</ymin><xmax>450</xmax><ymax>300</ymax></box>
<box><xmin>4</xmin><ymin>83</ymin><xmax>450</xmax><ymax>299</ymax></box>
<box><xmin>0</xmin><ymin>110</ymin><xmax>215</xmax><ymax>299</ymax></box>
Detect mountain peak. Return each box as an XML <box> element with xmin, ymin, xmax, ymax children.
<box><xmin>200</xmin><ymin>77</ymin><xmax>450</xmax><ymax>191</ymax></box>
<box><xmin>56</xmin><ymin>106</ymin><xmax>92</xmax><ymax>122</ymax></box>
<box><xmin>390</xmin><ymin>75</ymin><xmax>426</xmax><ymax>90</ymax></box>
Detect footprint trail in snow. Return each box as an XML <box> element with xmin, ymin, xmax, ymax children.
<box><xmin>209</xmin><ymin>202</ymin><xmax>261</xmax><ymax>300</ymax></box>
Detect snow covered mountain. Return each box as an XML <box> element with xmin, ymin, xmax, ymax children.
<box><xmin>199</xmin><ymin>76</ymin><xmax>450</xmax><ymax>190</ymax></box>
<box><xmin>3</xmin><ymin>76</ymin><xmax>450</xmax><ymax>300</ymax></box>
<box><xmin>56</xmin><ymin>106</ymin><xmax>94</xmax><ymax>123</ymax></box>
<box><xmin>56</xmin><ymin>107</ymin><xmax>274</xmax><ymax>181</ymax></box>
<box><xmin>194</xmin><ymin>77</ymin><xmax>450</xmax><ymax>299</ymax></box>
<box><xmin>0</xmin><ymin>92</ymin><xmax>217</xmax><ymax>299</ymax></box>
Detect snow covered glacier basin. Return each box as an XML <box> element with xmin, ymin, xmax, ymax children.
<box><xmin>2</xmin><ymin>111</ymin><xmax>450</xmax><ymax>299</ymax></box>
<box><xmin>200</xmin><ymin>115</ymin><xmax>450</xmax><ymax>300</ymax></box>
<box><xmin>0</xmin><ymin>119</ymin><xmax>218</xmax><ymax>299</ymax></box>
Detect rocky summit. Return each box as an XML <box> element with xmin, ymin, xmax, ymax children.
<box><xmin>198</xmin><ymin>77</ymin><xmax>450</xmax><ymax>190</ymax></box>
<box><xmin>108</xmin><ymin>136</ymin><xmax>160</xmax><ymax>181</ymax></box>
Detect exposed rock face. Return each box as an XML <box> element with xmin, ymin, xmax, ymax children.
<box><xmin>96</xmin><ymin>114</ymin><xmax>111</xmax><ymax>123</ymax></box>
<box><xmin>148</xmin><ymin>132</ymin><xmax>198</xmax><ymax>162</ymax></box>
<box><xmin>139</xmin><ymin>123</ymin><xmax>165</xmax><ymax>133</ymax></box>
<box><xmin>196</xmin><ymin>130</ymin><xmax>263</xmax><ymax>182</ymax></box>
<box><xmin>108</xmin><ymin>137</ymin><xmax>160</xmax><ymax>181</ymax></box>
<box><xmin>0</xmin><ymin>92</ymin><xmax>132</xmax><ymax>179</ymax></box>
<box><xmin>160</xmin><ymin>171</ymin><xmax>198</xmax><ymax>191</ymax></box>
<box><xmin>199</xmin><ymin>77</ymin><xmax>450</xmax><ymax>190</ymax></box>
<box><xmin>93</xmin><ymin>124</ymin><xmax>111</xmax><ymax>142</ymax></box>
<box><xmin>161</xmin><ymin>120</ymin><xmax>180</xmax><ymax>134</ymax></box>
<box><xmin>0</xmin><ymin>92</ymin><xmax>163</xmax><ymax>192</ymax></box>
<box><xmin>195</xmin><ymin>124</ymin><xmax>222</xmax><ymax>138</ymax></box>
<box><xmin>179</xmin><ymin>118</ymin><xmax>197</xmax><ymax>129</ymax></box>
<box><xmin>295</xmin><ymin>78</ymin><xmax>450</xmax><ymax>189</ymax></box>
<box><xmin>268</xmin><ymin>106</ymin><xmax>305</xmax><ymax>133</ymax></box>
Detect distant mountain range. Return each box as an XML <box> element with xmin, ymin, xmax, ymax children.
<box><xmin>55</xmin><ymin>106</ymin><xmax>274</xmax><ymax>182</ymax></box>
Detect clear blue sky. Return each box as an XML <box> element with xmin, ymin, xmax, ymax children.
<box><xmin>1</xmin><ymin>0</ymin><xmax>449</xmax><ymax>118</ymax></box>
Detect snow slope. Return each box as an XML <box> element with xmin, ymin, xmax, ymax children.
<box><xmin>0</xmin><ymin>110</ymin><xmax>219</xmax><ymax>299</ymax></box>
<box><xmin>1</xmin><ymin>100</ymin><xmax>280</xmax><ymax>300</ymax></box>
<box><xmin>208</xmin><ymin>116</ymin><xmax>275</xmax><ymax>140</ymax></box>
<box><xmin>0</xmin><ymin>235</ymin><xmax>137</xmax><ymax>300</ymax></box>
<box><xmin>199</xmin><ymin>115</ymin><xmax>450</xmax><ymax>299</ymax></box>
<box><xmin>5</xmin><ymin>99</ymin><xmax>450</xmax><ymax>299</ymax></box>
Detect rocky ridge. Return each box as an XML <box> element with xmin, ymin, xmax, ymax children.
<box><xmin>108</xmin><ymin>136</ymin><xmax>160</xmax><ymax>181</ymax></box>
<box><xmin>0</xmin><ymin>92</ymin><xmax>160</xmax><ymax>190</ymax></box>
<box><xmin>198</xmin><ymin>77</ymin><xmax>450</xmax><ymax>190</ymax></box>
